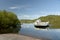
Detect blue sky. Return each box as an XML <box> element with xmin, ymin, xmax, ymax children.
<box><xmin>1</xmin><ymin>0</ymin><xmax>60</xmax><ymax>20</ymax></box>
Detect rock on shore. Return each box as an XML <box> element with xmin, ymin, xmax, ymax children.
<box><xmin>0</xmin><ymin>34</ymin><xmax>41</xmax><ymax>40</ymax></box>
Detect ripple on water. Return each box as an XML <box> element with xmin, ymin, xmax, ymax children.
<box><xmin>19</xmin><ymin>24</ymin><xmax>60</xmax><ymax>40</ymax></box>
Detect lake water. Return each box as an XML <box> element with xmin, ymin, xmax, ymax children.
<box><xmin>19</xmin><ymin>23</ymin><xmax>60</xmax><ymax>40</ymax></box>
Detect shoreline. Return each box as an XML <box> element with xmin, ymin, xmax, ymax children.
<box><xmin>19</xmin><ymin>34</ymin><xmax>51</xmax><ymax>40</ymax></box>
<box><xmin>0</xmin><ymin>34</ymin><xmax>41</xmax><ymax>40</ymax></box>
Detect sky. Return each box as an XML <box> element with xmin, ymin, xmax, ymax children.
<box><xmin>0</xmin><ymin>0</ymin><xmax>60</xmax><ymax>20</ymax></box>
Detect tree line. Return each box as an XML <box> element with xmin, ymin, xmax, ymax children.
<box><xmin>0</xmin><ymin>10</ymin><xmax>21</xmax><ymax>33</ymax></box>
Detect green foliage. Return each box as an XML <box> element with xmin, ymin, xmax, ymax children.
<box><xmin>38</xmin><ymin>15</ymin><xmax>60</xmax><ymax>28</ymax></box>
<box><xmin>0</xmin><ymin>10</ymin><xmax>21</xmax><ymax>33</ymax></box>
<box><xmin>20</xmin><ymin>15</ymin><xmax>60</xmax><ymax>28</ymax></box>
<box><xmin>20</xmin><ymin>19</ymin><xmax>34</xmax><ymax>23</ymax></box>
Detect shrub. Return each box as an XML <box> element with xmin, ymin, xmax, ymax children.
<box><xmin>0</xmin><ymin>10</ymin><xmax>21</xmax><ymax>33</ymax></box>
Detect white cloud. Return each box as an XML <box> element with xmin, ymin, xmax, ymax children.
<box><xmin>39</xmin><ymin>11</ymin><xmax>60</xmax><ymax>16</ymax></box>
<box><xmin>23</xmin><ymin>15</ymin><xmax>30</xmax><ymax>18</ymax></box>
<box><xmin>9</xmin><ymin>6</ymin><xmax>19</xmax><ymax>9</ymax></box>
<box><xmin>9</xmin><ymin>5</ymin><xmax>31</xmax><ymax>10</ymax></box>
<box><xmin>17</xmin><ymin>14</ymin><xmax>41</xmax><ymax>20</ymax></box>
<box><xmin>17</xmin><ymin>15</ymin><xmax>31</xmax><ymax>19</ymax></box>
<box><xmin>17</xmin><ymin>11</ymin><xmax>60</xmax><ymax>20</ymax></box>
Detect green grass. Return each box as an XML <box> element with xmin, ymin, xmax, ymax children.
<box><xmin>38</xmin><ymin>15</ymin><xmax>60</xmax><ymax>28</ymax></box>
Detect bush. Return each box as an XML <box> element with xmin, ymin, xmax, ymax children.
<box><xmin>0</xmin><ymin>10</ymin><xmax>21</xmax><ymax>33</ymax></box>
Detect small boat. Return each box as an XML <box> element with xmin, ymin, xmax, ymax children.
<box><xmin>34</xmin><ymin>19</ymin><xmax>49</xmax><ymax>28</ymax></box>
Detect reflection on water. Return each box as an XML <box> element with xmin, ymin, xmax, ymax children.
<box><xmin>19</xmin><ymin>23</ymin><xmax>60</xmax><ymax>40</ymax></box>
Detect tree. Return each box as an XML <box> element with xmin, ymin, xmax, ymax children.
<box><xmin>0</xmin><ymin>10</ymin><xmax>21</xmax><ymax>33</ymax></box>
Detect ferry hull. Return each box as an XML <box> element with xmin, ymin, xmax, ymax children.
<box><xmin>34</xmin><ymin>25</ymin><xmax>49</xmax><ymax>29</ymax></box>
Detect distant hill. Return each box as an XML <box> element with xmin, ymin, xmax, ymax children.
<box><xmin>20</xmin><ymin>15</ymin><xmax>60</xmax><ymax>28</ymax></box>
<box><xmin>38</xmin><ymin>15</ymin><xmax>60</xmax><ymax>28</ymax></box>
<box><xmin>20</xmin><ymin>19</ymin><xmax>34</xmax><ymax>23</ymax></box>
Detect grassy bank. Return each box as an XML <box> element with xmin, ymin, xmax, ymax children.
<box><xmin>38</xmin><ymin>15</ymin><xmax>60</xmax><ymax>28</ymax></box>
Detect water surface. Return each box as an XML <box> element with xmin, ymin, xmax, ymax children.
<box><xmin>19</xmin><ymin>23</ymin><xmax>60</xmax><ymax>40</ymax></box>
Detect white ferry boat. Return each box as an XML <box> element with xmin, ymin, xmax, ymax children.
<box><xmin>34</xmin><ymin>19</ymin><xmax>49</xmax><ymax>28</ymax></box>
